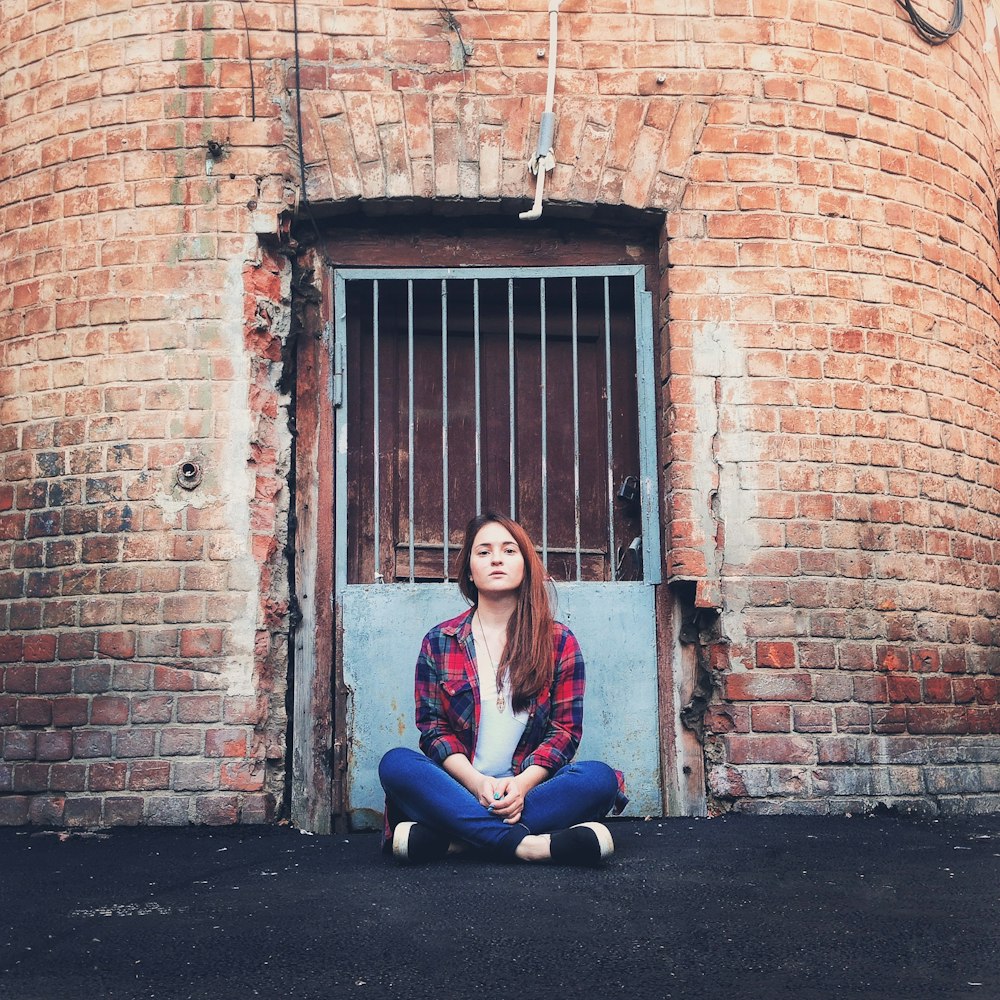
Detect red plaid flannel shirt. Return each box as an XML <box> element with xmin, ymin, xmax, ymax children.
<box><xmin>414</xmin><ymin>608</ymin><xmax>627</xmax><ymax>810</ymax></box>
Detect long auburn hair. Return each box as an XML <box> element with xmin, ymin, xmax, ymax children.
<box><xmin>457</xmin><ymin>512</ymin><xmax>555</xmax><ymax>712</ymax></box>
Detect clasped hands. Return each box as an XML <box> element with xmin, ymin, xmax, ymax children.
<box><xmin>477</xmin><ymin>775</ymin><xmax>524</xmax><ymax>824</ymax></box>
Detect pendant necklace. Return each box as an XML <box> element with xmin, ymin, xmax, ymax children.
<box><xmin>475</xmin><ymin>611</ymin><xmax>506</xmax><ymax>713</ymax></box>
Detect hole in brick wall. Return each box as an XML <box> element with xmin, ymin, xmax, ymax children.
<box><xmin>177</xmin><ymin>461</ymin><xmax>203</xmax><ymax>490</ymax></box>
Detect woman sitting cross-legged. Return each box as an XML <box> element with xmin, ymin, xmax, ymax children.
<box><xmin>378</xmin><ymin>512</ymin><xmax>627</xmax><ymax>865</ymax></box>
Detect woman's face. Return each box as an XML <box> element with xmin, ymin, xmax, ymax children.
<box><xmin>469</xmin><ymin>522</ymin><xmax>525</xmax><ymax>598</ymax></box>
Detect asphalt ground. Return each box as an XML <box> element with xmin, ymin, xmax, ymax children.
<box><xmin>1</xmin><ymin>815</ymin><xmax>998</xmax><ymax>1000</ymax></box>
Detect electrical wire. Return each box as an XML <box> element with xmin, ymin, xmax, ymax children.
<box><xmin>236</xmin><ymin>0</ymin><xmax>256</xmax><ymax>120</ymax></box>
<box><xmin>292</xmin><ymin>0</ymin><xmax>308</xmax><ymax>202</ymax></box>
<box><xmin>895</xmin><ymin>0</ymin><xmax>963</xmax><ymax>45</ymax></box>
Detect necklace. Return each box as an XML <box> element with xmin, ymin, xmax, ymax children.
<box><xmin>475</xmin><ymin>611</ymin><xmax>506</xmax><ymax>713</ymax></box>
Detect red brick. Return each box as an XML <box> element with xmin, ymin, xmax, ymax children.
<box><xmin>0</xmin><ymin>636</ymin><xmax>25</xmax><ymax>664</ymax></box>
<box><xmin>29</xmin><ymin>796</ymin><xmax>66</xmax><ymax>825</ymax></box>
<box><xmin>51</xmin><ymin>697</ymin><xmax>89</xmax><ymax>727</ymax></box>
<box><xmin>36</xmin><ymin>731</ymin><xmax>73</xmax><ymax>761</ymax></box>
<box><xmin>97</xmin><ymin>630</ymin><xmax>136</xmax><ymax>660</ymax></box>
<box><xmin>792</xmin><ymin>705</ymin><xmax>833</xmax><ymax>733</ymax></box>
<box><xmin>128</xmin><ymin>760</ymin><xmax>171</xmax><ymax>790</ymax></box>
<box><xmin>173</xmin><ymin>761</ymin><xmax>217</xmax><ymax>791</ymax></box>
<box><xmin>177</xmin><ymin>695</ymin><xmax>222</xmax><ymax>723</ymax></box>
<box><xmin>23</xmin><ymin>634</ymin><xmax>57</xmax><ymax>662</ymax></box>
<box><xmin>723</xmin><ymin>672</ymin><xmax>813</xmax><ymax>702</ymax></box>
<box><xmin>906</xmin><ymin>706</ymin><xmax>968</xmax><ymax>735</ymax></box>
<box><xmin>131</xmin><ymin>695</ymin><xmax>174</xmax><ymax>724</ymax></box>
<box><xmin>74</xmin><ymin>730</ymin><xmax>112</xmax><ymax>758</ymax></box>
<box><xmin>35</xmin><ymin>666</ymin><xmax>72</xmax><ymax>693</ymax></box>
<box><xmin>113</xmin><ymin>663</ymin><xmax>152</xmax><ymax>690</ymax></box>
<box><xmin>220</xmin><ymin>761</ymin><xmax>265</xmax><ymax>791</ymax></box>
<box><xmin>0</xmin><ymin>0</ymin><xmax>998</xmax><ymax>828</ymax></box>
<box><xmin>750</xmin><ymin>704</ymin><xmax>791</xmax><ymax>733</ymax></box>
<box><xmin>64</xmin><ymin>798</ymin><xmax>103</xmax><ymax>826</ymax></box>
<box><xmin>754</xmin><ymin>641</ymin><xmax>796</xmax><ymax>669</ymax></box>
<box><xmin>14</xmin><ymin>763</ymin><xmax>51</xmax><ymax>792</ymax></box>
<box><xmin>114</xmin><ymin>729</ymin><xmax>155</xmax><ymax>758</ymax></box>
<box><xmin>104</xmin><ymin>797</ymin><xmax>144</xmax><ymax>826</ymax></box>
<box><xmin>91</xmin><ymin>696</ymin><xmax>130</xmax><ymax>725</ymax></box>
<box><xmin>4</xmin><ymin>664</ymin><xmax>36</xmax><ymax>693</ymax></box>
<box><xmin>876</xmin><ymin>646</ymin><xmax>911</xmax><ymax>672</ymax></box>
<box><xmin>205</xmin><ymin>728</ymin><xmax>248</xmax><ymax>758</ymax></box>
<box><xmin>195</xmin><ymin>794</ymin><xmax>239</xmax><ymax>825</ymax></box>
<box><xmin>975</xmin><ymin>677</ymin><xmax>998</xmax><ymax>705</ymax></box>
<box><xmin>88</xmin><ymin>761</ymin><xmax>127</xmax><ymax>791</ymax></box>
<box><xmin>154</xmin><ymin>666</ymin><xmax>195</xmax><ymax>691</ymax></box>
<box><xmin>49</xmin><ymin>763</ymin><xmax>87</xmax><ymax>791</ymax></box>
<box><xmin>0</xmin><ymin>797</ymin><xmax>31</xmax><ymax>825</ymax></box>
<box><xmin>223</xmin><ymin>696</ymin><xmax>264</xmax><ymax>725</ymax></box>
<box><xmin>725</xmin><ymin>735</ymin><xmax>815</xmax><ymax>765</ymax></box>
<box><xmin>887</xmin><ymin>675</ymin><xmax>922</xmax><ymax>703</ymax></box>
<box><xmin>835</xmin><ymin>705</ymin><xmax>871</xmax><ymax>733</ymax></box>
<box><xmin>17</xmin><ymin>697</ymin><xmax>52</xmax><ymax>726</ymax></box>
<box><xmin>852</xmin><ymin>675</ymin><xmax>888</xmax><ymax>703</ymax></box>
<box><xmin>180</xmin><ymin>627</ymin><xmax>224</xmax><ymax>658</ymax></box>
<box><xmin>3</xmin><ymin>731</ymin><xmax>37</xmax><ymax>761</ymax></box>
<box><xmin>73</xmin><ymin>663</ymin><xmax>111</xmax><ymax>692</ymax></box>
<box><xmin>59</xmin><ymin>632</ymin><xmax>96</xmax><ymax>661</ymax></box>
<box><xmin>922</xmin><ymin>676</ymin><xmax>952</xmax><ymax>704</ymax></box>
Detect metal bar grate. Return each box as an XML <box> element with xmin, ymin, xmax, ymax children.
<box><xmin>571</xmin><ymin>277</ymin><xmax>582</xmax><ymax>582</ymax></box>
<box><xmin>603</xmin><ymin>276</ymin><xmax>615</xmax><ymax>582</ymax></box>
<box><xmin>508</xmin><ymin>278</ymin><xmax>516</xmax><ymax>521</ymax></box>
<box><xmin>407</xmin><ymin>281</ymin><xmax>415</xmax><ymax>582</ymax></box>
<box><xmin>335</xmin><ymin>266</ymin><xmax>656</xmax><ymax>587</ymax></box>
<box><xmin>372</xmin><ymin>280</ymin><xmax>381</xmax><ymax>580</ymax></box>
<box><xmin>441</xmin><ymin>279</ymin><xmax>449</xmax><ymax>580</ymax></box>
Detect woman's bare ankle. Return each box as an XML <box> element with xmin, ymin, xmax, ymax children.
<box><xmin>514</xmin><ymin>834</ymin><xmax>551</xmax><ymax>862</ymax></box>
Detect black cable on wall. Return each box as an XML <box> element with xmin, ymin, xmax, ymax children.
<box><xmin>292</xmin><ymin>0</ymin><xmax>308</xmax><ymax>202</ymax></box>
<box><xmin>896</xmin><ymin>0</ymin><xmax>963</xmax><ymax>45</ymax></box>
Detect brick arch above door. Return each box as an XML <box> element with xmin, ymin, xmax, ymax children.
<box><xmin>298</xmin><ymin>92</ymin><xmax>707</xmax><ymax>212</ymax></box>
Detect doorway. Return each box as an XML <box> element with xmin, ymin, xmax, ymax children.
<box><xmin>292</xmin><ymin>223</ymin><xmax>673</xmax><ymax>832</ymax></box>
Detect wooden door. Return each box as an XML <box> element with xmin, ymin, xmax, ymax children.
<box><xmin>336</xmin><ymin>265</ymin><xmax>662</xmax><ymax>828</ymax></box>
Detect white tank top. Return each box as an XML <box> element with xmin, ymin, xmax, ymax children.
<box><xmin>472</xmin><ymin>645</ymin><xmax>528</xmax><ymax>778</ymax></box>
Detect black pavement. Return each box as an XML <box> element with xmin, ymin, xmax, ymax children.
<box><xmin>2</xmin><ymin>815</ymin><xmax>998</xmax><ymax>1000</ymax></box>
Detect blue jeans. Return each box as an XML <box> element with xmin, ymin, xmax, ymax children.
<box><xmin>378</xmin><ymin>747</ymin><xmax>619</xmax><ymax>859</ymax></box>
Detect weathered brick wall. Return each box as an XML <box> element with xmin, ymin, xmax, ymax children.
<box><xmin>0</xmin><ymin>0</ymin><xmax>293</xmax><ymax>825</ymax></box>
<box><xmin>660</xmin><ymin>0</ymin><xmax>1000</xmax><ymax>814</ymax></box>
<box><xmin>1</xmin><ymin>0</ymin><xmax>998</xmax><ymax>825</ymax></box>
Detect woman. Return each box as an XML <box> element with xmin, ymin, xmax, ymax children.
<box><xmin>378</xmin><ymin>512</ymin><xmax>626</xmax><ymax>865</ymax></box>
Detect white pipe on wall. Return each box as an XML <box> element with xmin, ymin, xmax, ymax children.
<box><xmin>519</xmin><ymin>0</ymin><xmax>563</xmax><ymax>221</ymax></box>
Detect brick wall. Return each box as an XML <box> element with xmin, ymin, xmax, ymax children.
<box><xmin>1</xmin><ymin>1</ymin><xmax>998</xmax><ymax>825</ymax></box>
<box><xmin>0</xmin><ymin>0</ymin><xmax>293</xmax><ymax>825</ymax></box>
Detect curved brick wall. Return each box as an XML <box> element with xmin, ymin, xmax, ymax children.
<box><xmin>0</xmin><ymin>0</ymin><xmax>292</xmax><ymax>825</ymax></box>
<box><xmin>1</xmin><ymin>0</ymin><xmax>998</xmax><ymax>824</ymax></box>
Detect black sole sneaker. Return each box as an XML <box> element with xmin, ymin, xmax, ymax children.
<box><xmin>549</xmin><ymin>822</ymin><xmax>615</xmax><ymax>866</ymax></box>
<box><xmin>391</xmin><ymin>821</ymin><xmax>451</xmax><ymax>864</ymax></box>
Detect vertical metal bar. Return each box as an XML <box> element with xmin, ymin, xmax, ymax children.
<box><xmin>635</xmin><ymin>279</ymin><xmax>662</xmax><ymax>585</ymax></box>
<box><xmin>334</xmin><ymin>271</ymin><xmax>348</xmax><ymax>597</ymax></box>
<box><xmin>571</xmin><ymin>278</ymin><xmax>581</xmax><ymax>581</ymax></box>
<box><xmin>372</xmin><ymin>280</ymin><xmax>381</xmax><ymax>582</ymax></box>
<box><xmin>441</xmin><ymin>278</ymin><xmax>449</xmax><ymax>579</ymax></box>
<box><xmin>508</xmin><ymin>279</ymin><xmax>516</xmax><ymax>520</ymax></box>
<box><xmin>407</xmin><ymin>280</ymin><xmax>415</xmax><ymax>582</ymax></box>
<box><xmin>473</xmin><ymin>279</ymin><xmax>482</xmax><ymax>515</ymax></box>
<box><xmin>604</xmin><ymin>277</ymin><xmax>615</xmax><ymax>582</ymax></box>
<box><xmin>539</xmin><ymin>277</ymin><xmax>548</xmax><ymax>566</ymax></box>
